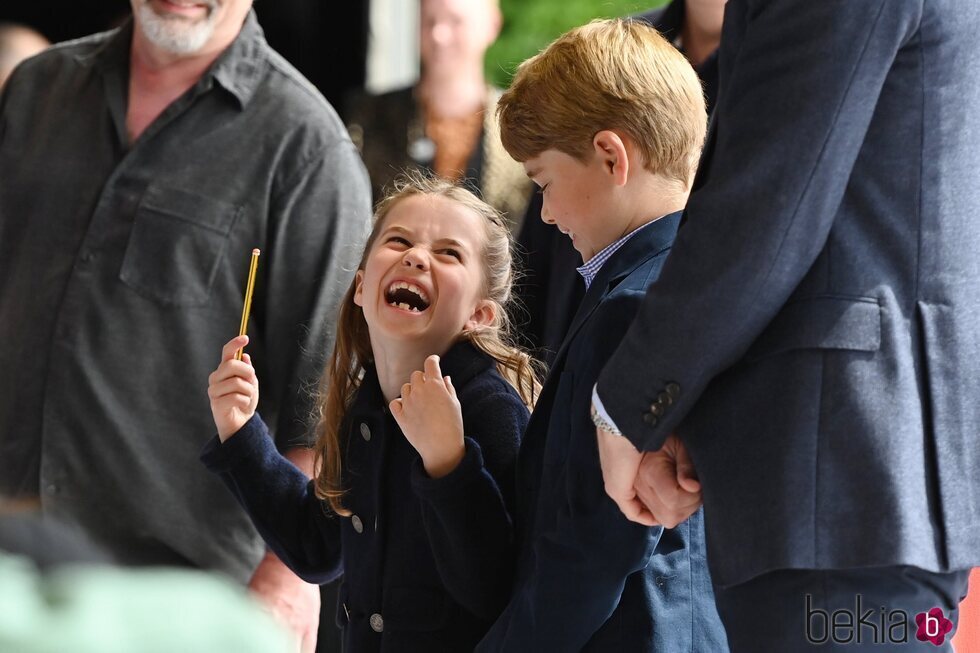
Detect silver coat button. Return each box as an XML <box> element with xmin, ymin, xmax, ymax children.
<box><xmin>359</xmin><ymin>422</ymin><xmax>371</xmax><ymax>441</ymax></box>
<box><xmin>351</xmin><ymin>515</ymin><xmax>364</xmax><ymax>533</ymax></box>
<box><xmin>369</xmin><ymin>613</ymin><xmax>384</xmax><ymax>632</ymax></box>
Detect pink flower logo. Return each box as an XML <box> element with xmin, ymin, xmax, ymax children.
<box><xmin>915</xmin><ymin>607</ymin><xmax>953</xmax><ymax>646</ymax></box>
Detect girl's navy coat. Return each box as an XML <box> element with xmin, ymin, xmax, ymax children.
<box><xmin>201</xmin><ymin>341</ymin><xmax>528</xmax><ymax>652</ymax></box>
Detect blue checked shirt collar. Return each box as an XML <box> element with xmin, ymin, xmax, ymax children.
<box><xmin>576</xmin><ymin>218</ymin><xmax>663</xmax><ymax>289</ymax></box>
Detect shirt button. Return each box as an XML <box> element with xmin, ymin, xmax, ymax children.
<box><xmin>369</xmin><ymin>613</ymin><xmax>384</xmax><ymax>633</ymax></box>
<box><xmin>359</xmin><ymin>422</ymin><xmax>371</xmax><ymax>441</ymax></box>
<box><xmin>351</xmin><ymin>514</ymin><xmax>364</xmax><ymax>533</ymax></box>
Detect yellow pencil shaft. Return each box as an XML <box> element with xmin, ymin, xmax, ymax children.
<box><xmin>236</xmin><ymin>250</ymin><xmax>260</xmax><ymax>361</ymax></box>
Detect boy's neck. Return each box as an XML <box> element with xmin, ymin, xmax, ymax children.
<box><xmin>603</xmin><ymin>173</ymin><xmax>688</xmax><ymax>250</ymax></box>
<box><xmin>371</xmin><ymin>336</ymin><xmax>452</xmax><ymax>403</ymax></box>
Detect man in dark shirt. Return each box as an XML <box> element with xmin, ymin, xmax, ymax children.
<box><xmin>0</xmin><ymin>1</ymin><xmax>371</xmax><ymax>650</ymax></box>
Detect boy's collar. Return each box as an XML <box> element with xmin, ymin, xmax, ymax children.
<box><xmin>576</xmin><ymin>211</ymin><xmax>680</xmax><ymax>289</ymax></box>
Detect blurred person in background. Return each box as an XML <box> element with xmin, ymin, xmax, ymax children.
<box><xmin>346</xmin><ymin>0</ymin><xmax>532</xmax><ymax>232</ymax></box>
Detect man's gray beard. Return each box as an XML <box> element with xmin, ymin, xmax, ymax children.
<box><xmin>136</xmin><ymin>2</ymin><xmax>217</xmax><ymax>55</ymax></box>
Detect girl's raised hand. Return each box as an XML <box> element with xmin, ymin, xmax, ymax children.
<box><xmin>390</xmin><ymin>355</ymin><xmax>465</xmax><ymax>479</ymax></box>
<box><xmin>208</xmin><ymin>335</ymin><xmax>260</xmax><ymax>442</ymax></box>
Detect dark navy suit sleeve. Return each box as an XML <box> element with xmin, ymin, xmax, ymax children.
<box><xmin>410</xmin><ymin>390</ymin><xmax>527</xmax><ymax>621</ymax></box>
<box><xmin>200</xmin><ymin>414</ymin><xmax>343</xmax><ymax>583</ymax></box>
<box><xmin>479</xmin><ymin>293</ymin><xmax>661</xmax><ymax>651</ymax></box>
<box><xmin>597</xmin><ymin>0</ymin><xmax>924</xmax><ymax>449</ymax></box>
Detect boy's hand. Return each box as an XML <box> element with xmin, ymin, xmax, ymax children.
<box><xmin>208</xmin><ymin>335</ymin><xmax>259</xmax><ymax>442</ymax></box>
<box><xmin>390</xmin><ymin>355</ymin><xmax>465</xmax><ymax>478</ymax></box>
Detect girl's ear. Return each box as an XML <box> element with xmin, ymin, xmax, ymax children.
<box><xmin>464</xmin><ymin>299</ymin><xmax>496</xmax><ymax>332</ymax></box>
<box><xmin>352</xmin><ymin>270</ymin><xmax>365</xmax><ymax>307</ymax></box>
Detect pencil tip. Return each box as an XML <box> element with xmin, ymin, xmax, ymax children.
<box><xmin>252</xmin><ymin>248</ymin><xmax>261</xmax><ymax>256</ymax></box>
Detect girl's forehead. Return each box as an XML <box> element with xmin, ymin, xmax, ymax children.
<box><xmin>379</xmin><ymin>194</ymin><xmax>487</xmax><ymax>242</ymax></box>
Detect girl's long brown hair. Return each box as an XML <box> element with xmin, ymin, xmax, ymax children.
<box><xmin>312</xmin><ymin>173</ymin><xmax>542</xmax><ymax>515</ymax></box>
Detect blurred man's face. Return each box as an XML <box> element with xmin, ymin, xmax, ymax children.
<box><xmin>131</xmin><ymin>0</ymin><xmax>251</xmax><ymax>56</ymax></box>
<box><xmin>420</xmin><ymin>0</ymin><xmax>501</xmax><ymax>77</ymax></box>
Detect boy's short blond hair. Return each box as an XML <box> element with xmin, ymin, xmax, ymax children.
<box><xmin>498</xmin><ymin>18</ymin><xmax>707</xmax><ymax>189</ymax></box>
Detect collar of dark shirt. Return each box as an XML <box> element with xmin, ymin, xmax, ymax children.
<box><xmin>73</xmin><ymin>9</ymin><xmax>267</xmax><ymax>110</ymax></box>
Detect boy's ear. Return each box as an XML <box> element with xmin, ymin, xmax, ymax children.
<box><xmin>464</xmin><ymin>299</ymin><xmax>496</xmax><ymax>332</ymax></box>
<box><xmin>352</xmin><ymin>270</ymin><xmax>365</xmax><ymax>307</ymax></box>
<box><xmin>593</xmin><ymin>130</ymin><xmax>629</xmax><ymax>187</ymax></box>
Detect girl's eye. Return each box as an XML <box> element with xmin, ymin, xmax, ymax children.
<box><xmin>387</xmin><ymin>236</ymin><xmax>410</xmax><ymax>247</ymax></box>
<box><xmin>440</xmin><ymin>248</ymin><xmax>462</xmax><ymax>260</ymax></box>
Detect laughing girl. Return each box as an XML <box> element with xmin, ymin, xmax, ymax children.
<box><xmin>201</xmin><ymin>175</ymin><xmax>539</xmax><ymax>652</ymax></box>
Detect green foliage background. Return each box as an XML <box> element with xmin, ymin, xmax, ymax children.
<box><xmin>485</xmin><ymin>0</ymin><xmax>669</xmax><ymax>88</ymax></box>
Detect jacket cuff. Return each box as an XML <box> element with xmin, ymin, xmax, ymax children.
<box><xmin>199</xmin><ymin>413</ymin><xmax>270</xmax><ymax>473</ymax></box>
<box><xmin>410</xmin><ymin>437</ymin><xmax>485</xmax><ymax>498</ymax></box>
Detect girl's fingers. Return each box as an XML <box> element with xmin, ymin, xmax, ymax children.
<box><xmin>221</xmin><ymin>335</ymin><xmax>249</xmax><ymax>362</ymax></box>
<box><xmin>209</xmin><ymin>360</ymin><xmax>257</xmax><ymax>386</ymax></box>
<box><xmin>208</xmin><ymin>377</ymin><xmax>256</xmax><ymax>400</ymax></box>
<box><xmin>389</xmin><ymin>398</ymin><xmax>403</xmax><ymax>417</ymax></box>
<box><xmin>423</xmin><ymin>355</ymin><xmax>442</xmax><ymax>382</ymax></box>
<box><xmin>444</xmin><ymin>375</ymin><xmax>456</xmax><ymax>398</ymax></box>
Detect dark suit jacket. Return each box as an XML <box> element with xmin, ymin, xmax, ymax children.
<box><xmin>201</xmin><ymin>341</ymin><xmax>529</xmax><ymax>653</ymax></box>
<box><xmin>512</xmin><ymin>0</ymin><xmax>720</xmax><ymax>364</ymax></box>
<box><xmin>480</xmin><ymin>214</ymin><xmax>727</xmax><ymax>652</ymax></box>
<box><xmin>598</xmin><ymin>0</ymin><xmax>980</xmax><ymax>588</ymax></box>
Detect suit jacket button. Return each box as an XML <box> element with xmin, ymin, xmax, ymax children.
<box><xmin>665</xmin><ymin>382</ymin><xmax>681</xmax><ymax>398</ymax></box>
<box><xmin>351</xmin><ymin>515</ymin><xmax>364</xmax><ymax>533</ymax></box>
<box><xmin>657</xmin><ymin>391</ymin><xmax>673</xmax><ymax>406</ymax></box>
<box><xmin>649</xmin><ymin>403</ymin><xmax>664</xmax><ymax>416</ymax></box>
<box><xmin>359</xmin><ymin>422</ymin><xmax>371</xmax><ymax>441</ymax></box>
<box><xmin>643</xmin><ymin>413</ymin><xmax>658</xmax><ymax>426</ymax></box>
<box><xmin>370</xmin><ymin>613</ymin><xmax>384</xmax><ymax>632</ymax></box>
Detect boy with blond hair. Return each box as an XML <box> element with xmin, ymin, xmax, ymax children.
<box><xmin>478</xmin><ymin>19</ymin><xmax>727</xmax><ymax>651</ymax></box>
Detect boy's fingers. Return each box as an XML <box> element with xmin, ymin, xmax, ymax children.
<box><xmin>424</xmin><ymin>355</ymin><xmax>441</xmax><ymax>381</ymax></box>
<box><xmin>222</xmin><ymin>335</ymin><xmax>249</xmax><ymax>361</ymax></box>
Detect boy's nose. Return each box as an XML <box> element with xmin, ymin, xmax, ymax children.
<box><xmin>540</xmin><ymin>203</ymin><xmax>556</xmax><ymax>225</ymax></box>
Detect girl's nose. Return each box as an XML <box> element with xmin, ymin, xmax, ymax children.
<box><xmin>402</xmin><ymin>248</ymin><xmax>429</xmax><ymax>271</ymax></box>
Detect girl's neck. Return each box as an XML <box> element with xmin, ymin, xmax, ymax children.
<box><xmin>372</xmin><ymin>337</ymin><xmax>454</xmax><ymax>402</ymax></box>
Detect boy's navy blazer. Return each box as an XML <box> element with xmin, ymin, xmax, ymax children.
<box><xmin>479</xmin><ymin>212</ymin><xmax>727</xmax><ymax>652</ymax></box>
<box><xmin>201</xmin><ymin>341</ymin><xmax>529</xmax><ymax>653</ymax></box>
